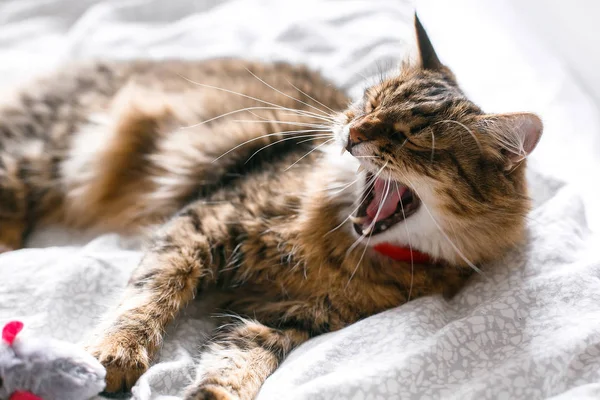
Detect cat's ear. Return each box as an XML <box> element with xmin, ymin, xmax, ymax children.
<box><xmin>479</xmin><ymin>113</ymin><xmax>543</xmax><ymax>170</ymax></box>
<box><xmin>415</xmin><ymin>13</ymin><xmax>443</xmax><ymax>71</ymax></box>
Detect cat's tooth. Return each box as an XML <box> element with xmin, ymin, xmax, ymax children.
<box><xmin>362</xmin><ymin>225</ymin><xmax>373</xmax><ymax>235</ymax></box>
<box><xmin>349</xmin><ymin>215</ymin><xmax>368</xmax><ymax>224</ymax></box>
<box><xmin>357</xmin><ymin>164</ymin><xmax>366</xmax><ymax>173</ymax></box>
<box><xmin>340</xmin><ymin>147</ymin><xmax>346</xmax><ymax>156</ymax></box>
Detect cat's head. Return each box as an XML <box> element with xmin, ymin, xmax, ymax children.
<box><xmin>333</xmin><ymin>15</ymin><xmax>542</xmax><ymax>266</ymax></box>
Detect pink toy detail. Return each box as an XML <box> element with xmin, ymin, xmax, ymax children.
<box><xmin>2</xmin><ymin>320</ymin><xmax>24</xmax><ymax>346</ymax></box>
<box><xmin>9</xmin><ymin>391</ymin><xmax>44</xmax><ymax>400</ymax></box>
<box><xmin>2</xmin><ymin>322</ymin><xmax>44</xmax><ymax>400</ymax></box>
<box><xmin>0</xmin><ymin>320</ymin><xmax>106</xmax><ymax>400</ymax></box>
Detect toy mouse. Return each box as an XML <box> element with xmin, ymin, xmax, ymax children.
<box><xmin>0</xmin><ymin>321</ymin><xmax>106</xmax><ymax>400</ymax></box>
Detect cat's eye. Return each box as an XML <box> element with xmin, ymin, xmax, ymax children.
<box><xmin>394</xmin><ymin>129</ymin><xmax>407</xmax><ymax>138</ymax></box>
<box><xmin>384</xmin><ymin>125</ymin><xmax>405</xmax><ymax>140</ymax></box>
<box><xmin>393</xmin><ymin>122</ymin><xmax>409</xmax><ymax>138</ymax></box>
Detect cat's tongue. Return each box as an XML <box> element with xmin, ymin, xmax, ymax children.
<box><xmin>366</xmin><ymin>178</ymin><xmax>404</xmax><ymax>221</ymax></box>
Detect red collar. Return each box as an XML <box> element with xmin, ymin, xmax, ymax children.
<box><xmin>374</xmin><ymin>243</ymin><xmax>432</xmax><ymax>264</ymax></box>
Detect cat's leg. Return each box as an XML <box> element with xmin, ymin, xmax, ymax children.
<box><xmin>0</xmin><ymin>138</ymin><xmax>63</xmax><ymax>251</ymax></box>
<box><xmin>0</xmin><ymin>152</ymin><xmax>28</xmax><ymax>251</ymax></box>
<box><xmin>181</xmin><ymin>297</ymin><xmax>342</xmax><ymax>400</ymax></box>
<box><xmin>183</xmin><ymin>321</ymin><xmax>309</xmax><ymax>400</ymax></box>
<box><xmin>84</xmin><ymin>201</ymin><xmax>238</xmax><ymax>392</ymax></box>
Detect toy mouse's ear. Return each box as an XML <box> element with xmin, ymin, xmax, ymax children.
<box><xmin>9</xmin><ymin>391</ymin><xmax>44</xmax><ymax>400</ymax></box>
<box><xmin>2</xmin><ymin>321</ymin><xmax>24</xmax><ymax>345</ymax></box>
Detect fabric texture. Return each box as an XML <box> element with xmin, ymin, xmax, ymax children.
<box><xmin>1</xmin><ymin>0</ymin><xmax>600</xmax><ymax>399</ymax></box>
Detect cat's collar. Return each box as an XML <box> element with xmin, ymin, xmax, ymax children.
<box><xmin>374</xmin><ymin>243</ymin><xmax>432</xmax><ymax>264</ymax></box>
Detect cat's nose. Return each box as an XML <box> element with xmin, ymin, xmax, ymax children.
<box><xmin>347</xmin><ymin>127</ymin><xmax>370</xmax><ymax>150</ymax></box>
<box><xmin>347</xmin><ymin>115</ymin><xmax>382</xmax><ymax>151</ymax></box>
<box><xmin>349</xmin><ymin>127</ymin><xmax>368</xmax><ymax>144</ymax></box>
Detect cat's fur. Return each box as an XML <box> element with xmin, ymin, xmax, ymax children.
<box><xmin>0</xmin><ymin>16</ymin><xmax>541</xmax><ymax>399</ymax></box>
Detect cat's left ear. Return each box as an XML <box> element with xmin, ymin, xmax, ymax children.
<box><xmin>479</xmin><ymin>113</ymin><xmax>543</xmax><ymax>170</ymax></box>
<box><xmin>415</xmin><ymin>13</ymin><xmax>443</xmax><ymax>71</ymax></box>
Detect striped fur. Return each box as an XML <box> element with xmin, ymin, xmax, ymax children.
<box><xmin>0</xmin><ymin>18</ymin><xmax>541</xmax><ymax>400</ymax></box>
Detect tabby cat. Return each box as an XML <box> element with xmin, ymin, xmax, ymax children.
<box><xmin>0</xmin><ymin>15</ymin><xmax>541</xmax><ymax>399</ymax></box>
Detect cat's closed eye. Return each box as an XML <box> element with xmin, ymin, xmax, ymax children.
<box><xmin>392</xmin><ymin>122</ymin><xmax>410</xmax><ymax>138</ymax></box>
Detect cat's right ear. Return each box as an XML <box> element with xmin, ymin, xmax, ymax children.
<box><xmin>478</xmin><ymin>112</ymin><xmax>543</xmax><ymax>171</ymax></box>
<box><xmin>415</xmin><ymin>13</ymin><xmax>443</xmax><ymax>71</ymax></box>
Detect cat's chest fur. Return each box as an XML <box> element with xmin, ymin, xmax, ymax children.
<box><xmin>195</xmin><ymin>148</ymin><xmax>469</xmax><ymax>330</ymax></box>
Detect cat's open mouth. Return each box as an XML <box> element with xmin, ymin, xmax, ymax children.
<box><xmin>351</xmin><ymin>173</ymin><xmax>420</xmax><ymax>236</ymax></box>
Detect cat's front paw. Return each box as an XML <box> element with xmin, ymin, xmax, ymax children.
<box><xmin>85</xmin><ymin>332</ymin><xmax>150</xmax><ymax>393</ymax></box>
<box><xmin>184</xmin><ymin>384</ymin><xmax>240</xmax><ymax>400</ymax></box>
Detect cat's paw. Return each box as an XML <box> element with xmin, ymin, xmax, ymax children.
<box><xmin>183</xmin><ymin>384</ymin><xmax>240</xmax><ymax>400</ymax></box>
<box><xmin>85</xmin><ymin>333</ymin><xmax>150</xmax><ymax>393</ymax></box>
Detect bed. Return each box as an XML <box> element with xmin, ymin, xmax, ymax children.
<box><xmin>2</xmin><ymin>0</ymin><xmax>600</xmax><ymax>399</ymax></box>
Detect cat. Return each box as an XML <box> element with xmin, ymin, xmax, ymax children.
<box><xmin>0</xmin><ymin>15</ymin><xmax>541</xmax><ymax>400</ymax></box>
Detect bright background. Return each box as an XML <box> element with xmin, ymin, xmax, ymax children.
<box><xmin>419</xmin><ymin>0</ymin><xmax>600</xmax><ymax>230</ymax></box>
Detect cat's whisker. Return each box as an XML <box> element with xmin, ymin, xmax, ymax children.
<box><xmin>277</xmin><ymin>111</ymin><xmax>335</xmax><ymax>123</ymax></box>
<box><xmin>180</xmin><ymin>106</ymin><xmax>328</xmax><ymax>130</ymax></box>
<box><xmin>481</xmin><ymin>118</ymin><xmax>526</xmax><ymax>156</ymax></box>
<box><xmin>375</xmin><ymin>61</ymin><xmax>391</xmax><ymax>85</ymax></box>
<box><xmin>327</xmin><ymin>183</ymin><xmax>373</xmax><ymax>237</ymax></box>
<box><xmin>435</xmin><ymin>120</ymin><xmax>483</xmax><ymax>154</ymax></box>
<box><xmin>285</xmin><ymin>138</ymin><xmax>336</xmax><ymax>171</ymax></box>
<box><xmin>212</xmin><ymin>129</ymin><xmax>331</xmax><ymax>162</ymax></box>
<box><xmin>244</xmin><ymin>68</ymin><xmax>334</xmax><ymax>119</ymax></box>
<box><xmin>398</xmin><ymin>172</ymin><xmax>484</xmax><ymax>275</ymax></box>
<box><xmin>294</xmin><ymin>176</ymin><xmax>360</xmax><ymax>197</ymax></box>
<box><xmin>354</xmin><ymin>155</ymin><xmax>381</xmax><ymax>159</ymax></box>
<box><xmin>326</xmin><ymin>162</ymin><xmax>387</xmax><ymax>236</ymax></box>
<box><xmin>294</xmin><ymin>135</ymin><xmax>333</xmax><ymax>145</ymax></box>
<box><xmin>246</xmin><ymin>110</ymin><xmax>270</xmax><ymax>122</ymax></box>
<box><xmin>285</xmin><ymin>80</ymin><xmax>338</xmax><ymax>115</ymax></box>
<box><xmin>244</xmin><ymin>134</ymin><xmax>332</xmax><ymax>164</ymax></box>
<box><xmin>178</xmin><ymin>74</ymin><xmax>334</xmax><ymax>123</ymax></box>
<box><xmin>232</xmin><ymin>119</ymin><xmax>330</xmax><ymax>129</ymax></box>
<box><xmin>328</xmin><ymin>176</ymin><xmax>361</xmax><ymax>195</ymax></box>
<box><xmin>396</xmin><ymin>183</ymin><xmax>415</xmax><ymax>302</ymax></box>
<box><xmin>430</xmin><ymin>130</ymin><xmax>436</xmax><ymax>162</ymax></box>
<box><xmin>239</xmin><ymin>111</ymin><xmax>330</xmax><ymax>132</ymax></box>
<box><xmin>358</xmin><ymin>176</ymin><xmax>390</xmax><ymax>242</ymax></box>
<box><xmin>346</xmin><ymin>176</ymin><xmax>391</xmax><ymax>288</ymax></box>
<box><xmin>344</xmin><ymin>164</ymin><xmax>388</xmax><ymax>252</ymax></box>
<box><xmin>349</xmin><ymin>170</ymin><xmax>379</xmax><ymax>208</ymax></box>
<box><xmin>264</xmin><ymin>107</ymin><xmax>336</xmax><ymax>123</ymax></box>
<box><xmin>356</xmin><ymin>71</ymin><xmax>369</xmax><ymax>81</ymax></box>
<box><xmin>506</xmin><ymin>158</ymin><xmax>527</xmax><ymax>174</ymax></box>
<box><xmin>347</xmin><ymin>231</ymin><xmax>374</xmax><ymax>289</ymax></box>
<box><xmin>245</xmin><ymin>108</ymin><xmax>335</xmax><ymax>124</ymax></box>
<box><xmin>210</xmin><ymin>312</ymin><xmax>246</xmax><ymax>321</ymax></box>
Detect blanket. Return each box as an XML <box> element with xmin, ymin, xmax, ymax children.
<box><xmin>2</xmin><ymin>0</ymin><xmax>600</xmax><ymax>399</ymax></box>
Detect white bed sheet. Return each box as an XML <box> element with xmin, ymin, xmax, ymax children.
<box><xmin>2</xmin><ymin>0</ymin><xmax>600</xmax><ymax>399</ymax></box>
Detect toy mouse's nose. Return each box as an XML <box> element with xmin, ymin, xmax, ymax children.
<box><xmin>2</xmin><ymin>321</ymin><xmax>23</xmax><ymax>345</ymax></box>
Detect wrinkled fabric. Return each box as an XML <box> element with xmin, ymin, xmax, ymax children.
<box><xmin>1</xmin><ymin>0</ymin><xmax>600</xmax><ymax>399</ymax></box>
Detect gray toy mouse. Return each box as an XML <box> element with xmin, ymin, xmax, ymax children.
<box><xmin>0</xmin><ymin>321</ymin><xmax>106</xmax><ymax>400</ymax></box>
